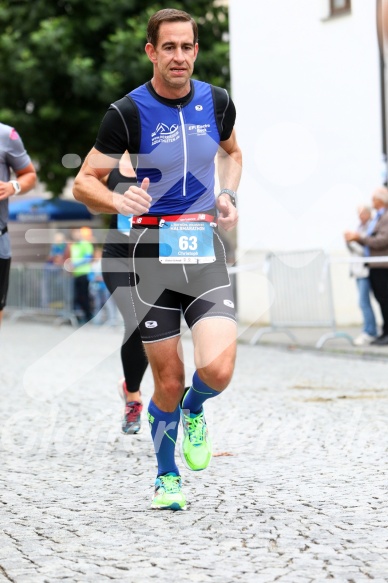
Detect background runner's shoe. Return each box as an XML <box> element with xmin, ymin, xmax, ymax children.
<box><xmin>118</xmin><ymin>379</ymin><xmax>143</xmax><ymax>435</ymax></box>
<box><xmin>151</xmin><ymin>473</ymin><xmax>187</xmax><ymax>511</ymax></box>
<box><xmin>122</xmin><ymin>401</ymin><xmax>143</xmax><ymax>434</ymax></box>
<box><xmin>180</xmin><ymin>408</ymin><xmax>212</xmax><ymax>471</ymax></box>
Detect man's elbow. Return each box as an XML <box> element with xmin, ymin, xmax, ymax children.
<box><xmin>30</xmin><ymin>170</ymin><xmax>37</xmax><ymax>187</ymax></box>
<box><xmin>228</xmin><ymin>143</ymin><xmax>242</xmax><ymax>167</ymax></box>
<box><xmin>72</xmin><ymin>176</ymin><xmax>83</xmax><ymax>202</ymax></box>
<box><xmin>28</xmin><ymin>174</ymin><xmax>37</xmax><ymax>192</ymax></box>
<box><xmin>235</xmin><ymin>147</ymin><xmax>243</xmax><ymax>167</ymax></box>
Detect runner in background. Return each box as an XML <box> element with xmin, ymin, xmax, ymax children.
<box><xmin>101</xmin><ymin>153</ymin><xmax>148</xmax><ymax>435</ymax></box>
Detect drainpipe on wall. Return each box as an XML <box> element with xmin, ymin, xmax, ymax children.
<box><xmin>377</xmin><ymin>0</ymin><xmax>388</xmax><ymax>185</ymax></box>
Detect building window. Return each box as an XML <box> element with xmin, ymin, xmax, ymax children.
<box><xmin>330</xmin><ymin>0</ymin><xmax>351</xmax><ymax>16</ymax></box>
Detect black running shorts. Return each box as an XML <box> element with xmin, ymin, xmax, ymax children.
<box><xmin>0</xmin><ymin>257</ymin><xmax>11</xmax><ymax>310</ymax></box>
<box><xmin>129</xmin><ymin>227</ymin><xmax>236</xmax><ymax>343</ymax></box>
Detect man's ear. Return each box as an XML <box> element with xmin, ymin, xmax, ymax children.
<box><xmin>145</xmin><ymin>42</ymin><xmax>157</xmax><ymax>63</ymax></box>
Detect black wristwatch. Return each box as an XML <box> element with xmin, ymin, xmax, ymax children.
<box><xmin>218</xmin><ymin>188</ymin><xmax>237</xmax><ymax>207</ymax></box>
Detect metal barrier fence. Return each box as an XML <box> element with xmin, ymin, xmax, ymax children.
<box><xmin>8</xmin><ymin>263</ymin><xmax>77</xmax><ymax>326</ymax></box>
<box><xmin>8</xmin><ymin>262</ymin><xmax>234</xmax><ymax>328</ymax></box>
<box><xmin>8</xmin><ymin>254</ymin><xmax>383</xmax><ymax>344</ymax></box>
<box><xmin>249</xmin><ymin>249</ymin><xmax>354</xmax><ymax>348</ymax></box>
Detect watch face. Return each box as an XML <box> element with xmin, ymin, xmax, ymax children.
<box><xmin>12</xmin><ymin>180</ymin><xmax>21</xmax><ymax>194</ymax></box>
<box><xmin>220</xmin><ymin>189</ymin><xmax>237</xmax><ymax>207</ymax></box>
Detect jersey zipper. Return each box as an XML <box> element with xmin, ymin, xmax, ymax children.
<box><xmin>177</xmin><ymin>105</ymin><xmax>188</xmax><ymax>198</ymax></box>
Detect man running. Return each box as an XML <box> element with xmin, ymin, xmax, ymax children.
<box><xmin>73</xmin><ymin>8</ymin><xmax>242</xmax><ymax>510</ymax></box>
<box><xmin>0</xmin><ymin>123</ymin><xmax>36</xmax><ymax>327</ymax></box>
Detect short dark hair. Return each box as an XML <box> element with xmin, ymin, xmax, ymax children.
<box><xmin>147</xmin><ymin>9</ymin><xmax>198</xmax><ymax>47</ymax></box>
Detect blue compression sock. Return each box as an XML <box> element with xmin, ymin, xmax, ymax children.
<box><xmin>148</xmin><ymin>400</ymin><xmax>180</xmax><ymax>477</ymax></box>
<box><xmin>181</xmin><ymin>371</ymin><xmax>220</xmax><ymax>414</ymax></box>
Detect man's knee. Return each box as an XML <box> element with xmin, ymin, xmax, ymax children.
<box><xmin>158</xmin><ymin>375</ymin><xmax>184</xmax><ymax>397</ymax></box>
<box><xmin>197</xmin><ymin>360</ymin><xmax>235</xmax><ymax>391</ymax></box>
<box><xmin>151</xmin><ymin>366</ymin><xmax>185</xmax><ymax>409</ymax></box>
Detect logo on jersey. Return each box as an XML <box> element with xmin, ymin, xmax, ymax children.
<box><xmin>195</xmin><ymin>104</ymin><xmax>203</xmax><ymax>111</ymax></box>
<box><xmin>145</xmin><ymin>320</ymin><xmax>158</xmax><ymax>328</ymax></box>
<box><xmin>188</xmin><ymin>123</ymin><xmax>210</xmax><ymax>136</ymax></box>
<box><xmin>9</xmin><ymin>128</ymin><xmax>20</xmax><ymax>140</ymax></box>
<box><xmin>223</xmin><ymin>299</ymin><xmax>234</xmax><ymax>309</ymax></box>
<box><xmin>151</xmin><ymin>123</ymin><xmax>179</xmax><ymax>146</ymax></box>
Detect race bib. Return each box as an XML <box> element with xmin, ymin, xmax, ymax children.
<box><xmin>159</xmin><ymin>221</ymin><xmax>216</xmax><ymax>264</ymax></box>
<box><xmin>117</xmin><ymin>214</ymin><xmax>133</xmax><ymax>236</ymax></box>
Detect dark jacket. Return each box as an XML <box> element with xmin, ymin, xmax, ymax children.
<box><xmin>360</xmin><ymin>208</ymin><xmax>388</xmax><ymax>268</ymax></box>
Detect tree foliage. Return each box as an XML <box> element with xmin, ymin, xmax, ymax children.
<box><xmin>0</xmin><ymin>0</ymin><xmax>230</xmax><ymax>195</ymax></box>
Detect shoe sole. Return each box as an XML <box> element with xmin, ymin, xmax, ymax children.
<box><xmin>121</xmin><ymin>426</ymin><xmax>143</xmax><ymax>436</ymax></box>
<box><xmin>150</xmin><ymin>502</ymin><xmax>187</xmax><ymax>511</ymax></box>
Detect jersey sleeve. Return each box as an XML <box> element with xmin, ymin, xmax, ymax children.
<box><xmin>5</xmin><ymin>128</ymin><xmax>32</xmax><ymax>171</ymax></box>
<box><xmin>212</xmin><ymin>86</ymin><xmax>237</xmax><ymax>142</ymax></box>
<box><xmin>94</xmin><ymin>96</ymin><xmax>140</xmax><ymax>156</ymax></box>
<box><xmin>221</xmin><ymin>96</ymin><xmax>236</xmax><ymax>141</ymax></box>
<box><xmin>94</xmin><ymin>107</ymin><xmax>129</xmax><ymax>156</ymax></box>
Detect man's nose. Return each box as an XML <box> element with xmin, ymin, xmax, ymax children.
<box><xmin>173</xmin><ymin>48</ymin><xmax>185</xmax><ymax>61</ymax></box>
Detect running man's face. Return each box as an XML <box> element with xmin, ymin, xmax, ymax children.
<box><xmin>146</xmin><ymin>21</ymin><xmax>198</xmax><ymax>96</ymax></box>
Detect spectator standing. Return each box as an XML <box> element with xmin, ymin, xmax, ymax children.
<box><xmin>345</xmin><ymin>205</ymin><xmax>377</xmax><ymax>346</ymax></box>
<box><xmin>47</xmin><ymin>231</ymin><xmax>68</xmax><ymax>265</ymax></box>
<box><xmin>89</xmin><ymin>245</ymin><xmax>118</xmax><ymax>325</ymax></box>
<box><xmin>42</xmin><ymin>231</ymin><xmax>70</xmax><ymax>309</ymax></box>
<box><xmin>69</xmin><ymin>227</ymin><xmax>94</xmax><ymax>324</ymax></box>
<box><xmin>345</xmin><ymin>187</ymin><xmax>388</xmax><ymax>346</ymax></box>
<box><xmin>0</xmin><ymin>123</ymin><xmax>36</xmax><ymax>326</ymax></box>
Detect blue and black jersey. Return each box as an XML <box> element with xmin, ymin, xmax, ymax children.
<box><xmin>95</xmin><ymin>80</ymin><xmax>236</xmax><ymax>216</ymax></box>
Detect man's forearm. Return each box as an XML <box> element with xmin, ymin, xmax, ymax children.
<box><xmin>17</xmin><ymin>171</ymin><xmax>36</xmax><ymax>194</ymax></box>
<box><xmin>361</xmin><ymin>234</ymin><xmax>388</xmax><ymax>250</ymax></box>
<box><xmin>73</xmin><ymin>174</ymin><xmax>117</xmax><ymax>214</ymax></box>
<box><xmin>217</xmin><ymin>149</ymin><xmax>242</xmax><ymax>195</ymax></box>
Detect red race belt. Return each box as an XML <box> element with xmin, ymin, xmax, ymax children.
<box><xmin>132</xmin><ymin>213</ymin><xmax>216</xmax><ymax>226</ymax></box>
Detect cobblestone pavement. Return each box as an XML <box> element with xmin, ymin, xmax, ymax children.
<box><xmin>0</xmin><ymin>320</ymin><xmax>387</xmax><ymax>582</ymax></box>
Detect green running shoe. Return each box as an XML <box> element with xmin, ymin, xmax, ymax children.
<box><xmin>180</xmin><ymin>408</ymin><xmax>212</xmax><ymax>471</ymax></box>
<box><xmin>150</xmin><ymin>473</ymin><xmax>187</xmax><ymax>511</ymax></box>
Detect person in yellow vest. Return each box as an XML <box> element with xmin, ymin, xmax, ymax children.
<box><xmin>69</xmin><ymin>227</ymin><xmax>94</xmax><ymax>323</ymax></box>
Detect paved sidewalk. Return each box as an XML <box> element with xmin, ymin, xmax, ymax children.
<box><xmin>0</xmin><ymin>319</ymin><xmax>387</xmax><ymax>582</ymax></box>
<box><xmin>239</xmin><ymin>324</ymin><xmax>388</xmax><ymax>360</ymax></box>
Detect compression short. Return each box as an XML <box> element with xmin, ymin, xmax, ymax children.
<box><xmin>129</xmin><ymin>227</ymin><xmax>236</xmax><ymax>343</ymax></box>
<box><xmin>0</xmin><ymin>258</ymin><xmax>11</xmax><ymax>310</ymax></box>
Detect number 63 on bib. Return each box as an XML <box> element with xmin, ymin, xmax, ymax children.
<box><xmin>159</xmin><ymin>220</ymin><xmax>216</xmax><ymax>264</ymax></box>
